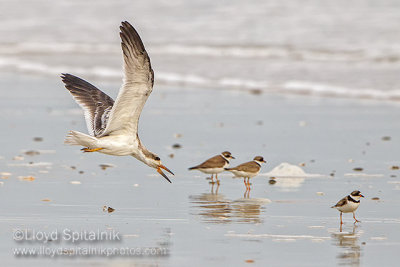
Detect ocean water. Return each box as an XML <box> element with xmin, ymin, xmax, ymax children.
<box><xmin>1</xmin><ymin>0</ymin><xmax>400</xmax><ymax>100</ymax></box>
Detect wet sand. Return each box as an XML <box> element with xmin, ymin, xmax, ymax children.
<box><xmin>1</xmin><ymin>72</ymin><xmax>400</xmax><ymax>266</ymax></box>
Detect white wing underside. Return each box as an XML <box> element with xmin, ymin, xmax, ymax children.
<box><xmin>99</xmin><ymin>21</ymin><xmax>154</xmax><ymax>137</ymax></box>
<box><xmin>62</xmin><ymin>21</ymin><xmax>154</xmax><ymax>139</ymax></box>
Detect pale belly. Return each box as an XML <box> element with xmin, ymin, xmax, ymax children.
<box><xmin>96</xmin><ymin>135</ymin><xmax>137</xmax><ymax>156</ymax></box>
<box><xmin>198</xmin><ymin>167</ymin><xmax>226</xmax><ymax>174</ymax></box>
<box><xmin>337</xmin><ymin>202</ymin><xmax>360</xmax><ymax>213</ymax></box>
<box><xmin>230</xmin><ymin>170</ymin><xmax>258</xmax><ymax>178</ymax></box>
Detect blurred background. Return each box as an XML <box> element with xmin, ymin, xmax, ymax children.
<box><xmin>1</xmin><ymin>0</ymin><xmax>400</xmax><ymax>100</ymax></box>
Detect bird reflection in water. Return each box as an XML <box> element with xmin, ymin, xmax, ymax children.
<box><xmin>331</xmin><ymin>224</ymin><xmax>362</xmax><ymax>266</ymax></box>
<box><xmin>189</xmin><ymin>184</ymin><xmax>270</xmax><ymax>224</ymax></box>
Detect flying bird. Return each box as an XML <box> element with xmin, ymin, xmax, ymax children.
<box><xmin>332</xmin><ymin>190</ymin><xmax>364</xmax><ymax>224</ymax></box>
<box><xmin>61</xmin><ymin>21</ymin><xmax>174</xmax><ymax>182</ymax></box>
<box><xmin>225</xmin><ymin>156</ymin><xmax>266</xmax><ymax>190</ymax></box>
<box><xmin>189</xmin><ymin>151</ymin><xmax>235</xmax><ymax>184</ymax></box>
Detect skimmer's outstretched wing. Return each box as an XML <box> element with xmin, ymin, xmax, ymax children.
<box><xmin>99</xmin><ymin>21</ymin><xmax>154</xmax><ymax>137</ymax></box>
<box><xmin>61</xmin><ymin>73</ymin><xmax>114</xmax><ymax>137</ymax></box>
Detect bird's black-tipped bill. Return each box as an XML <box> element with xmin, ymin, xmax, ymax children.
<box><xmin>157</xmin><ymin>165</ymin><xmax>174</xmax><ymax>183</ymax></box>
<box><xmin>360</xmin><ymin>194</ymin><xmax>364</xmax><ymax>198</ymax></box>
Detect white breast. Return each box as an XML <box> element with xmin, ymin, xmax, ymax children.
<box><xmin>96</xmin><ymin>134</ymin><xmax>138</xmax><ymax>156</ymax></box>
<box><xmin>337</xmin><ymin>201</ymin><xmax>360</xmax><ymax>213</ymax></box>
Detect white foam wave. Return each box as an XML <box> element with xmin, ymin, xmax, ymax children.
<box><xmin>1</xmin><ymin>56</ymin><xmax>400</xmax><ymax>101</ymax></box>
<box><xmin>284</xmin><ymin>81</ymin><xmax>400</xmax><ymax>101</ymax></box>
<box><xmin>2</xmin><ymin>42</ymin><xmax>400</xmax><ymax>62</ymax></box>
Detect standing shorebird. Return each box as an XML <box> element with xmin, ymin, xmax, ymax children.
<box><xmin>332</xmin><ymin>190</ymin><xmax>364</xmax><ymax>225</ymax></box>
<box><xmin>61</xmin><ymin>21</ymin><xmax>174</xmax><ymax>182</ymax></box>
<box><xmin>188</xmin><ymin>151</ymin><xmax>235</xmax><ymax>184</ymax></box>
<box><xmin>225</xmin><ymin>156</ymin><xmax>266</xmax><ymax>191</ymax></box>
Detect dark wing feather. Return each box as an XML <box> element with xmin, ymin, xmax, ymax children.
<box><xmin>332</xmin><ymin>196</ymin><xmax>348</xmax><ymax>208</ymax></box>
<box><xmin>189</xmin><ymin>155</ymin><xmax>226</xmax><ymax>169</ymax></box>
<box><xmin>61</xmin><ymin>73</ymin><xmax>114</xmax><ymax>136</ymax></box>
<box><xmin>226</xmin><ymin>161</ymin><xmax>260</xmax><ymax>172</ymax></box>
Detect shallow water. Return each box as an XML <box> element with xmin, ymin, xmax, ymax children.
<box><xmin>0</xmin><ymin>73</ymin><xmax>400</xmax><ymax>266</ymax></box>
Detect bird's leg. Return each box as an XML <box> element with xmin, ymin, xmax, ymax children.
<box><xmin>215</xmin><ymin>174</ymin><xmax>220</xmax><ymax>185</ymax></box>
<box><xmin>353</xmin><ymin>212</ymin><xmax>361</xmax><ymax>223</ymax></box>
<box><xmin>247</xmin><ymin>177</ymin><xmax>251</xmax><ymax>190</ymax></box>
<box><xmin>243</xmin><ymin>178</ymin><xmax>247</xmax><ymax>188</ymax></box>
<box><xmin>81</xmin><ymin>147</ymin><xmax>104</xmax><ymax>153</ymax></box>
<box><xmin>340</xmin><ymin>212</ymin><xmax>343</xmax><ymax>225</ymax></box>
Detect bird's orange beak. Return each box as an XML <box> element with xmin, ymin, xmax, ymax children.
<box><xmin>360</xmin><ymin>194</ymin><xmax>364</xmax><ymax>198</ymax></box>
<box><xmin>157</xmin><ymin>165</ymin><xmax>174</xmax><ymax>183</ymax></box>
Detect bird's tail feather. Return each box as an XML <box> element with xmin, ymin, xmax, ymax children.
<box><xmin>65</xmin><ymin>131</ymin><xmax>97</xmax><ymax>147</ymax></box>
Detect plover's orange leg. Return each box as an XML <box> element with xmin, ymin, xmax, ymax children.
<box><xmin>215</xmin><ymin>174</ymin><xmax>220</xmax><ymax>185</ymax></box>
<box><xmin>247</xmin><ymin>177</ymin><xmax>251</xmax><ymax>190</ymax></box>
<box><xmin>340</xmin><ymin>212</ymin><xmax>343</xmax><ymax>225</ymax></box>
<box><xmin>210</xmin><ymin>174</ymin><xmax>215</xmax><ymax>184</ymax></box>
<box><xmin>81</xmin><ymin>147</ymin><xmax>104</xmax><ymax>153</ymax></box>
<box><xmin>353</xmin><ymin>212</ymin><xmax>361</xmax><ymax>223</ymax></box>
<box><xmin>243</xmin><ymin>178</ymin><xmax>247</xmax><ymax>188</ymax></box>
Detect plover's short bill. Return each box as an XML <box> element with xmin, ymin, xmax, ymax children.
<box><xmin>332</xmin><ymin>190</ymin><xmax>364</xmax><ymax>224</ymax></box>
<box><xmin>189</xmin><ymin>151</ymin><xmax>235</xmax><ymax>184</ymax></box>
<box><xmin>61</xmin><ymin>21</ymin><xmax>174</xmax><ymax>183</ymax></box>
<box><xmin>225</xmin><ymin>156</ymin><xmax>266</xmax><ymax>190</ymax></box>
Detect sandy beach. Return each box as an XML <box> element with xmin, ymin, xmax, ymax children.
<box><xmin>0</xmin><ymin>71</ymin><xmax>399</xmax><ymax>266</ymax></box>
<box><xmin>2</xmin><ymin>0</ymin><xmax>400</xmax><ymax>265</ymax></box>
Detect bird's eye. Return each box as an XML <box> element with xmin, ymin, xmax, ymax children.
<box><xmin>155</xmin><ymin>156</ymin><xmax>160</xmax><ymax>161</ymax></box>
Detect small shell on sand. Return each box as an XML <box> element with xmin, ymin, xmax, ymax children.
<box><xmin>353</xmin><ymin>167</ymin><xmax>363</xmax><ymax>172</ymax></box>
<box><xmin>371</xmin><ymin>197</ymin><xmax>380</xmax><ymax>200</ymax></box>
<box><xmin>33</xmin><ymin>137</ymin><xmax>43</xmax><ymax>142</ymax></box>
<box><xmin>172</xmin><ymin>143</ymin><xmax>182</xmax><ymax>149</ymax></box>
<box><xmin>41</xmin><ymin>199</ymin><xmax>51</xmax><ymax>202</ymax></box>
<box><xmin>316</xmin><ymin>192</ymin><xmax>324</xmax><ymax>196</ymax></box>
<box><xmin>24</xmin><ymin>150</ymin><xmax>40</xmax><ymax>156</ymax></box>
<box><xmin>18</xmin><ymin>176</ymin><xmax>35</xmax><ymax>181</ymax></box>
<box><xmin>99</xmin><ymin>164</ymin><xmax>115</xmax><ymax>170</ymax></box>
<box><xmin>299</xmin><ymin>121</ymin><xmax>307</xmax><ymax>127</ymax></box>
<box><xmin>70</xmin><ymin>181</ymin><xmax>81</xmax><ymax>185</ymax></box>
<box><xmin>103</xmin><ymin>206</ymin><xmax>115</xmax><ymax>213</ymax></box>
<box><xmin>174</xmin><ymin>133</ymin><xmax>182</xmax><ymax>138</ymax></box>
<box><xmin>381</xmin><ymin>136</ymin><xmax>391</xmax><ymax>141</ymax></box>
<box><xmin>391</xmin><ymin>166</ymin><xmax>399</xmax><ymax>170</ymax></box>
<box><xmin>13</xmin><ymin>156</ymin><xmax>24</xmax><ymax>161</ymax></box>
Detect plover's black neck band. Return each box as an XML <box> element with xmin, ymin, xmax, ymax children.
<box><xmin>221</xmin><ymin>155</ymin><xmax>229</xmax><ymax>164</ymax></box>
<box><xmin>347</xmin><ymin>195</ymin><xmax>360</xmax><ymax>203</ymax></box>
<box><xmin>254</xmin><ymin>161</ymin><xmax>261</xmax><ymax>167</ymax></box>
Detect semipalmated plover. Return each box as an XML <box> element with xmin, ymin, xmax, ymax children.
<box><xmin>189</xmin><ymin>151</ymin><xmax>235</xmax><ymax>184</ymax></box>
<box><xmin>225</xmin><ymin>156</ymin><xmax>266</xmax><ymax>190</ymax></box>
<box><xmin>62</xmin><ymin>21</ymin><xmax>173</xmax><ymax>182</ymax></box>
<box><xmin>332</xmin><ymin>190</ymin><xmax>364</xmax><ymax>224</ymax></box>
